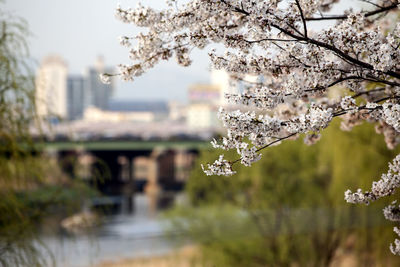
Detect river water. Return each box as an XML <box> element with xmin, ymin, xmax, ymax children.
<box><xmin>40</xmin><ymin>193</ymin><xmax>182</xmax><ymax>267</ymax></box>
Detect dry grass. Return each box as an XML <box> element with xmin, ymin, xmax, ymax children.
<box><xmin>95</xmin><ymin>246</ymin><xmax>203</xmax><ymax>267</ymax></box>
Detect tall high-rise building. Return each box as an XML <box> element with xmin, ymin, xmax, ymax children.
<box><xmin>85</xmin><ymin>56</ymin><xmax>114</xmax><ymax>111</ymax></box>
<box><xmin>35</xmin><ymin>55</ymin><xmax>68</xmax><ymax>119</ymax></box>
<box><xmin>67</xmin><ymin>75</ymin><xmax>85</xmax><ymax>120</ymax></box>
<box><xmin>36</xmin><ymin>55</ymin><xmax>115</xmax><ymax>121</ymax></box>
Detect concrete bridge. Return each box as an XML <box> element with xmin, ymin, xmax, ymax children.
<box><xmin>42</xmin><ymin>140</ymin><xmax>210</xmax><ymax>210</ymax></box>
<box><xmin>41</xmin><ymin>140</ymin><xmax>210</xmax><ymax>151</ymax></box>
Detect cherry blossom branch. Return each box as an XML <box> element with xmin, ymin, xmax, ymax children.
<box><xmin>307</xmin><ymin>38</ymin><xmax>400</xmax><ymax>80</ymax></box>
<box><xmin>359</xmin><ymin>0</ymin><xmax>384</xmax><ymax>9</ymax></box>
<box><xmin>295</xmin><ymin>0</ymin><xmax>308</xmax><ymax>38</ymax></box>
<box><xmin>273</xmin><ymin>22</ymin><xmax>400</xmax><ymax>81</ymax></box>
<box><xmin>305</xmin><ymin>2</ymin><xmax>399</xmax><ymax>21</ymax></box>
<box><xmin>222</xmin><ymin>1</ymin><xmax>400</xmax><ymax>80</ymax></box>
<box><xmin>303</xmin><ymin>75</ymin><xmax>364</xmax><ymax>93</ymax></box>
<box><xmin>230</xmin><ymin>133</ymin><xmax>298</xmax><ymax>165</ymax></box>
<box><xmin>364</xmin><ymin>75</ymin><xmax>400</xmax><ymax>87</ymax></box>
<box><xmin>114</xmin><ymin>0</ymin><xmax>400</xmax><ymax>255</ymax></box>
<box><xmin>352</xmin><ymin>87</ymin><xmax>386</xmax><ymax>98</ymax></box>
<box><xmin>245</xmin><ymin>38</ymin><xmax>300</xmax><ymax>43</ymax></box>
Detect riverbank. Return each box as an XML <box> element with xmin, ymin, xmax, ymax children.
<box><xmin>94</xmin><ymin>243</ymin><xmax>384</xmax><ymax>267</ymax></box>
<box><xmin>96</xmin><ymin>246</ymin><xmax>201</xmax><ymax>267</ymax></box>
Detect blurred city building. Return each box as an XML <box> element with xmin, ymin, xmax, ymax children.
<box><xmin>108</xmin><ymin>100</ymin><xmax>169</xmax><ymax>121</ymax></box>
<box><xmin>185</xmin><ymin>69</ymin><xmax>242</xmax><ymax>129</ymax></box>
<box><xmin>211</xmin><ymin>69</ymin><xmax>239</xmax><ymax>106</ymax></box>
<box><xmin>187</xmin><ymin>83</ymin><xmax>221</xmax><ymax>129</ymax></box>
<box><xmin>187</xmin><ymin>103</ymin><xmax>219</xmax><ymax>129</ymax></box>
<box><xmin>34</xmin><ymin>65</ymin><xmax>247</xmax><ymax>140</ymax></box>
<box><xmin>85</xmin><ymin>56</ymin><xmax>115</xmax><ymax>111</ymax></box>
<box><xmin>83</xmin><ymin>100</ymin><xmax>171</xmax><ymax>123</ymax></box>
<box><xmin>35</xmin><ymin>55</ymin><xmax>68</xmax><ymax>119</ymax></box>
<box><xmin>188</xmin><ymin>83</ymin><xmax>221</xmax><ymax>104</ymax></box>
<box><xmin>168</xmin><ymin>101</ymin><xmax>187</xmax><ymax>122</ymax></box>
<box><xmin>83</xmin><ymin>106</ymin><xmax>154</xmax><ymax>123</ymax></box>
<box><xmin>36</xmin><ymin>55</ymin><xmax>115</xmax><ymax>122</ymax></box>
<box><xmin>67</xmin><ymin>75</ymin><xmax>85</xmax><ymax>120</ymax></box>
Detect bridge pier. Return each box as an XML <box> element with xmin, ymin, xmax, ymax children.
<box><xmin>46</xmin><ymin>141</ymin><xmax>201</xmax><ymax>214</ymax></box>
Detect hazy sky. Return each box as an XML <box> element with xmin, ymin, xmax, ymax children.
<box><xmin>5</xmin><ymin>0</ymin><xmax>356</xmax><ymax>102</ymax></box>
<box><xmin>5</xmin><ymin>0</ymin><xmax>210</xmax><ymax>101</ymax></box>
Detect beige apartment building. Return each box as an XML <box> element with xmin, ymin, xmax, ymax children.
<box><xmin>35</xmin><ymin>55</ymin><xmax>68</xmax><ymax>119</ymax></box>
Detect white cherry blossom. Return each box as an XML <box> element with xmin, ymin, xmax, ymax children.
<box><xmin>109</xmin><ymin>0</ymin><xmax>400</xmax><ymax>254</ymax></box>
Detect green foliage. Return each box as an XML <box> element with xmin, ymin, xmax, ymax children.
<box><xmin>0</xmin><ymin>5</ymin><xmax>46</xmax><ymax>266</ymax></box>
<box><xmin>0</xmin><ymin>5</ymin><xmax>98</xmax><ymax>267</ymax></box>
<box><xmin>0</xmin><ymin>6</ymin><xmax>36</xmax><ymax>154</ymax></box>
<box><xmin>167</xmin><ymin>120</ymin><xmax>400</xmax><ymax>266</ymax></box>
<box><xmin>16</xmin><ymin>183</ymin><xmax>98</xmax><ymax>211</ymax></box>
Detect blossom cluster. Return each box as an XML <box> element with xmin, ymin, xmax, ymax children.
<box><xmin>201</xmin><ymin>155</ymin><xmax>236</xmax><ymax>176</ymax></box>
<box><xmin>382</xmin><ymin>102</ymin><xmax>400</xmax><ymax>132</ymax></box>
<box><xmin>345</xmin><ymin>154</ymin><xmax>400</xmax><ymax>204</ymax></box>
<box><xmin>110</xmin><ymin>0</ymin><xmax>400</xmax><ymax>254</ymax></box>
<box><xmin>384</xmin><ymin>201</ymin><xmax>400</xmax><ymax>222</ymax></box>
<box><xmin>346</xmin><ymin>153</ymin><xmax>400</xmax><ymax>254</ymax></box>
<box><xmin>392</xmin><ymin>227</ymin><xmax>400</xmax><ymax>255</ymax></box>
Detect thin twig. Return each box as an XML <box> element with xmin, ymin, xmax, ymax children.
<box><xmin>231</xmin><ymin>133</ymin><xmax>297</xmax><ymax>165</ymax></box>
<box><xmin>295</xmin><ymin>0</ymin><xmax>308</xmax><ymax>38</ymax></box>
<box><xmin>305</xmin><ymin>3</ymin><xmax>399</xmax><ymax>21</ymax></box>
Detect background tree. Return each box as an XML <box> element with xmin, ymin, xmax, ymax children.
<box><xmin>0</xmin><ymin>6</ymin><xmax>49</xmax><ymax>266</ymax></box>
<box><xmin>0</xmin><ymin>5</ymin><xmax>98</xmax><ymax>266</ymax></box>
<box><xmin>167</xmin><ymin>121</ymin><xmax>400</xmax><ymax>266</ymax></box>
<box><xmin>111</xmin><ymin>0</ymin><xmax>400</xmax><ymax>254</ymax></box>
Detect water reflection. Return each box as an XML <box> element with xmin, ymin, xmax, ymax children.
<box><xmin>40</xmin><ymin>193</ymin><xmax>180</xmax><ymax>267</ymax></box>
